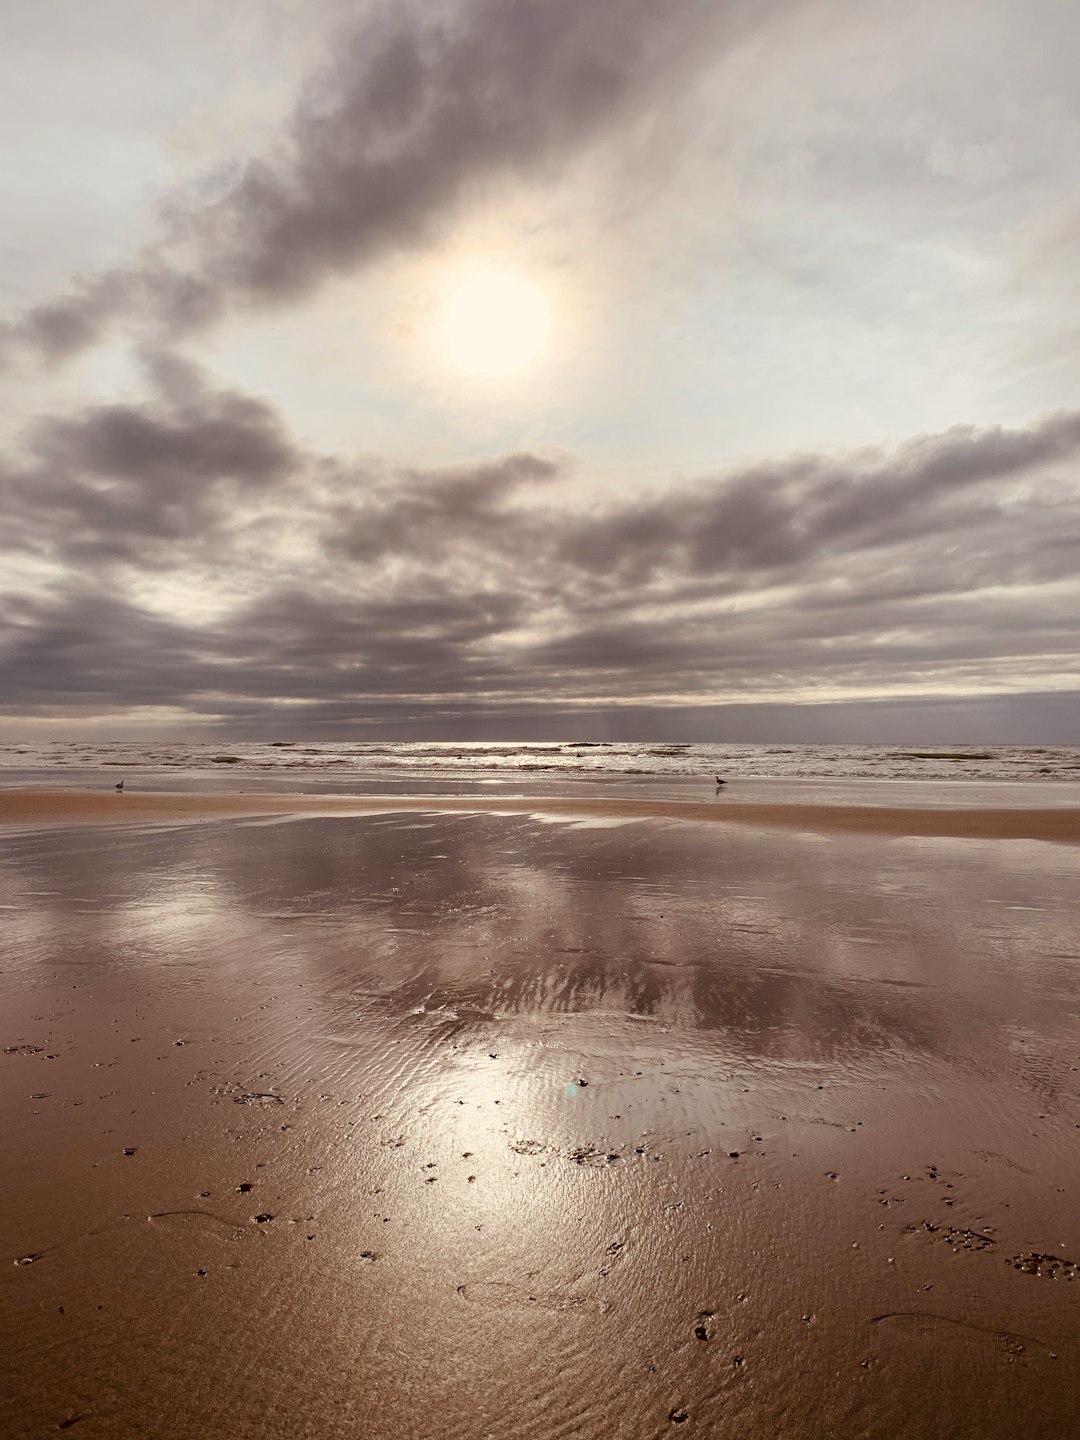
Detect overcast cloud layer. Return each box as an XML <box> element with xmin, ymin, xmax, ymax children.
<box><xmin>3</xmin><ymin>355</ymin><xmax>1079</xmax><ymax>735</ymax></box>
<box><xmin>2</xmin><ymin>0</ymin><xmax>1079</xmax><ymax>738</ymax></box>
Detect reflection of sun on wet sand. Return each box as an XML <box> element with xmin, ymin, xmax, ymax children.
<box><xmin>3</xmin><ymin>797</ymin><xmax>1080</xmax><ymax>1437</ymax></box>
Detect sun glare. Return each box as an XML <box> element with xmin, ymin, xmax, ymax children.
<box><xmin>441</xmin><ymin>268</ymin><xmax>551</xmax><ymax>376</ymax></box>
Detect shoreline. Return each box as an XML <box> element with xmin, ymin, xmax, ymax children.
<box><xmin>2</xmin><ymin>785</ymin><xmax>1079</xmax><ymax>842</ymax></box>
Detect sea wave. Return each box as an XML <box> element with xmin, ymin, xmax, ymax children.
<box><xmin>1</xmin><ymin>739</ymin><xmax>1077</xmax><ymax>783</ymax></box>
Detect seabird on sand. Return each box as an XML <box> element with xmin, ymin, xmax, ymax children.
<box><xmin>115</xmin><ymin>779</ymin><xmax>124</xmax><ymax>791</ymax></box>
<box><xmin>714</xmin><ymin>775</ymin><xmax>726</xmax><ymax>787</ymax></box>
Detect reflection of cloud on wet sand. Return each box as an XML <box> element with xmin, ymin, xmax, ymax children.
<box><xmin>4</xmin><ymin>810</ymin><xmax>1078</xmax><ymax>1069</ymax></box>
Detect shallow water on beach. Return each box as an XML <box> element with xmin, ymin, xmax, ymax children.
<box><xmin>2</xmin><ymin>811</ymin><xmax>1080</xmax><ymax>1438</ymax></box>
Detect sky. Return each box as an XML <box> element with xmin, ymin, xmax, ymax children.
<box><xmin>2</xmin><ymin>0</ymin><xmax>1079</xmax><ymax>741</ymax></box>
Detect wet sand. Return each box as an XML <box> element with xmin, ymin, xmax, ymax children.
<box><xmin>3</xmin><ymin>801</ymin><xmax>1080</xmax><ymax>1437</ymax></box>
<box><xmin>3</xmin><ymin>784</ymin><xmax>1080</xmax><ymax>842</ymax></box>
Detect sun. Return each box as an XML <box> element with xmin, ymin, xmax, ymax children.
<box><xmin>441</xmin><ymin>268</ymin><xmax>551</xmax><ymax>376</ymax></box>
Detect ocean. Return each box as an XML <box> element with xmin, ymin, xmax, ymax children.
<box><xmin>2</xmin><ymin>738</ymin><xmax>1078</xmax><ymax>791</ymax></box>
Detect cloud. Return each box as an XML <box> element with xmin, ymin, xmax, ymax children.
<box><xmin>0</xmin><ymin>586</ymin><xmax>210</xmax><ymax>712</ymax></box>
<box><xmin>200</xmin><ymin>0</ymin><xmax>753</xmax><ymax>302</ymax></box>
<box><xmin>3</xmin><ymin>0</ymin><xmax>780</xmax><ymax>364</ymax></box>
<box><xmin>322</xmin><ymin>452</ymin><xmax>561</xmax><ymax>564</ymax></box>
<box><xmin>10</xmin><ymin>268</ymin><xmax>222</xmax><ymax>365</ymax></box>
<box><xmin>3</xmin><ymin>385</ymin><xmax>1080</xmax><ymax>729</ymax></box>
<box><xmin>3</xmin><ymin>354</ymin><xmax>301</xmax><ymax>567</ymax></box>
<box><xmin>557</xmin><ymin>412</ymin><xmax>1080</xmax><ymax>585</ymax></box>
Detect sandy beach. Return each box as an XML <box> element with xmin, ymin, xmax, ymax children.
<box><xmin>3</xmin><ymin>785</ymin><xmax>1080</xmax><ymax>843</ymax></box>
<box><xmin>3</xmin><ymin>792</ymin><xmax>1080</xmax><ymax>1438</ymax></box>
<box><xmin>7</xmin><ymin>0</ymin><xmax>1080</xmax><ymax>1435</ymax></box>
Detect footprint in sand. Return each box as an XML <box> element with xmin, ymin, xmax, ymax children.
<box><xmin>509</xmin><ymin>1138</ymin><xmax>549</xmax><ymax>1156</ymax></box>
<box><xmin>906</xmin><ymin>1221</ymin><xmax>996</xmax><ymax>1253</ymax></box>
<box><xmin>1007</xmin><ymin>1251</ymin><xmax>1079</xmax><ymax>1280</ymax></box>
<box><xmin>566</xmin><ymin>1145</ymin><xmax>623</xmax><ymax>1168</ymax></box>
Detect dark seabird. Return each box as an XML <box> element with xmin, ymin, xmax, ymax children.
<box><xmin>714</xmin><ymin>775</ymin><xmax>726</xmax><ymax>787</ymax></box>
<box><xmin>115</xmin><ymin>779</ymin><xmax>124</xmax><ymax>791</ymax></box>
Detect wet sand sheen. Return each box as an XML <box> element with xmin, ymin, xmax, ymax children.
<box><xmin>2</xmin><ymin>806</ymin><xmax>1080</xmax><ymax>1437</ymax></box>
<box><xmin>2</xmin><ymin>785</ymin><xmax>1080</xmax><ymax>843</ymax></box>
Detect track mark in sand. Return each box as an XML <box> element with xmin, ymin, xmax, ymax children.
<box><xmin>148</xmin><ymin>1210</ymin><xmax>246</xmax><ymax>1242</ymax></box>
<box><xmin>975</xmin><ymin>1150</ymin><xmax>1033</xmax><ymax>1175</ymax></box>
<box><xmin>14</xmin><ymin>1222</ymin><xmax>136</xmax><ymax>1267</ymax></box>
<box><xmin>13</xmin><ymin>1249</ymin><xmax>51</xmax><ymax>1267</ymax></box>
<box><xmin>508</xmin><ymin>1138</ymin><xmax>626</xmax><ymax>1167</ymax></box>
<box><xmin>870</xmin><ymin>1311</ymin><xmax>1052</xmax><ymax>1357</ymax></box>
<box><xmin>776</xmin><ymin>1112</ymin><xmax>861</xmax><ymax>1132</ymax></box>
<box><xmin>207</xmin><ymin>1077</ymin><xmax>285</xmax><ymax>1107</ymax></box>
<box><xmin>456</xmin><ymin>1281</ymin><xmax>608</xmax><ymax>1314</ymax></box>
<box><xmin>1007</xmin><ymin>1251</ymin><xmax>1080</xmax><ymax>1280</ymax></box>
<box><xmin>597</xmin><ymin>1239</ymin><xmax>627</xmax><ymax>1277</ymax></box>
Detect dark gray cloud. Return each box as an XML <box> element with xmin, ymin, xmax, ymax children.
<box><xmin>557</xmin><ymin>412</ymin><xmax>1080</xmax><ymax>584</ymax></box>
<box><xmin>3</xmin><ymin>0</ymin><xmax>776</xmax><ymax>363</ymax></box>
<box><xmin>9</xmin><ymin>267</ymin><xmax>221</xmax><ymax>365</ymax></box>
<box><xmin>2</xmin><ymin>387</ymin><xmax>1079</xmax><ymax>732</ymax></box>
<box><xmin>0</xmin><ymin>587</ymin><xmax>211</xmax><ymax>712</ymax></box>
<box><xmin>4</xmin><ymin>356</ymin><xmax>301</xmax><ymax>566</ymax></box>
<box><xmin>322</xmin><ymin>452</ymin><xmax>560</xmax><ymax>563</ymax></box>
<box><xmin>202</xmin><ymin>0</ymin><xmax>719</xmax><ymax>300</ymax></box>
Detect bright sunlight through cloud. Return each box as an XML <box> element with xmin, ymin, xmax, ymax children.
<box><xmin>441</xmin><ymin>268</ymin><xmax>552</xmax><ymax>376</ymax></box>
